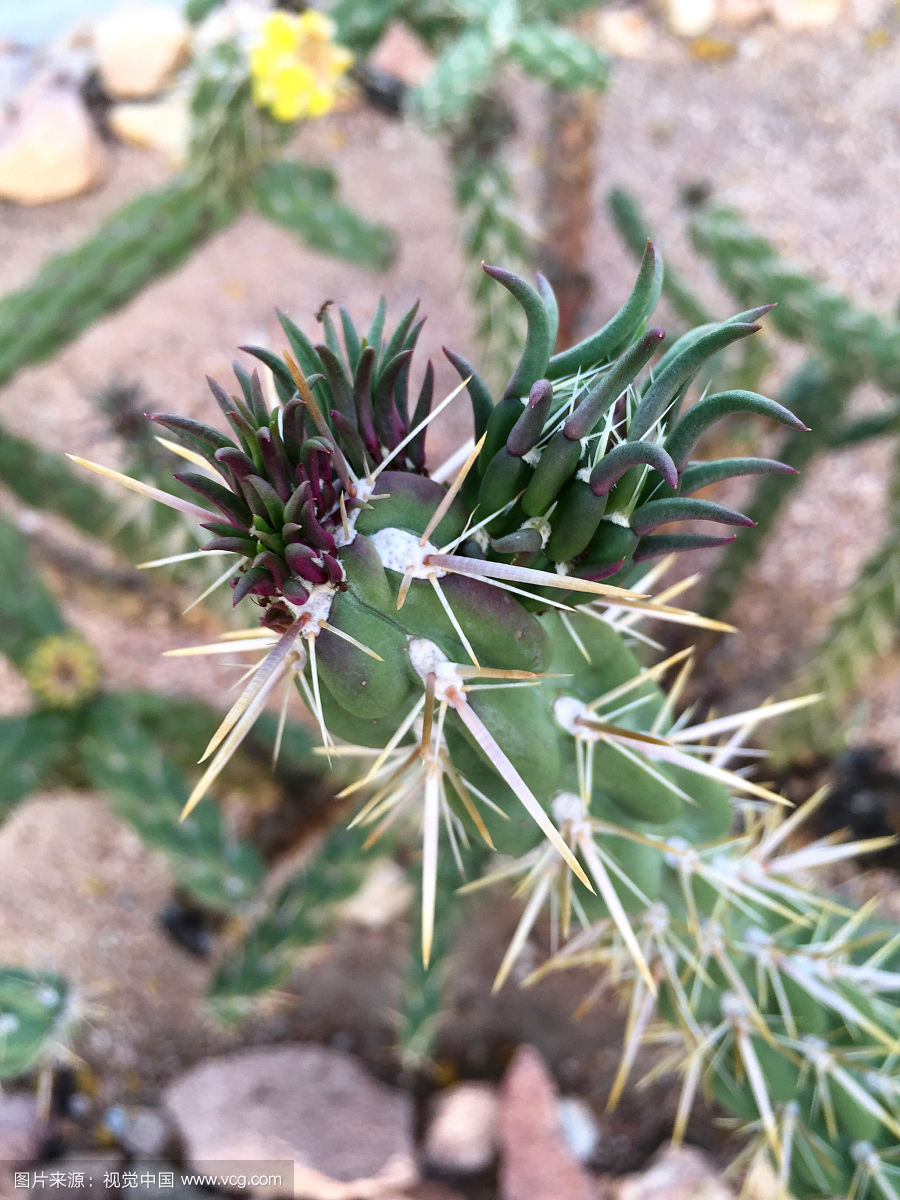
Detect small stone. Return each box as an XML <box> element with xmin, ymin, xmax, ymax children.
<box><xmin>94</xmin><ymin>2</ymin><xmax>191</xmax><ymax>100</ymax></box>
<box><xmin>614</xmin><ymin>1146</ymin><xmax>734</xmax><ymax>1200</ymax></box>
<box><xmin>662</xmin><ymin>0</ymin><xmax>719</xmax><ymax>36</ymax></box>
<box><xmin>717</xmin><ymin>0</ymin><xmax>769</xmax><ymax>24</ymax></box>
<box><xmin>0</xmin><ymin>1092</ymin><xmax>45</xmax><ymax>1193</ymax></box>
<box><xmin>423</xmin><ymin>1082</ymin><xmax>498</xmax><ymax>1175</ymax></box>
<box><xmin>108</xmin><ymin>93</ymin><xmax>191</xmax><ymax>167</ymax></box>
<box><xmin>117</xmin><ymin>1105</ymin><xmax>175</xmax><ymax>1158</ymax></box>
<box><xmin>163</xmin><ymin>1045</ymin><xmax>417</xmax><ymax>1200</ymax></box>
<box><xmin>340</xmin><ymin>858</ymin><xmax>414</xmax><ymax>929</ymax></box>
<box><xmin>769</xmin><ymin>0</ymin><xmax>843</xmax><ymax>28</ymax></box>
<box><xmin>498</xmin><ymin>1046</ymin><xmax>594</xmax><ymax>1200</ymax></box>
<box><xmin>557</xmin><ymin>1097</ymin><xmax>599</xmax><ymax>1164</ymax></box>
<box><xmin>595</xmin><ymin>8</ymin><xmax>657</xmax><ymax>57</ymax></box>
<box><xmin>369</xmin><ymin>23</ymin><xmax>434</xmax><ymax>87</ymax></box>
<box><xmin>0</xmin><ymin>87</ymin><xmax>107</xmax><ymax>205</ymax></box>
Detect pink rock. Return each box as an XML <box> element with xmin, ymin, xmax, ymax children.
<box><xmin>497</xmin><ymin>1045</ymin><xmax>595</xmax><ymax>1200</ymax></box>
<box><xmin>163</xmin><ymin>1045</ymin><xmax>417</xmax><ymax>1199</ymax></box>
<box><xmin>369</xmin><ymin>24</ymin><xmax>434</xmax><ymax>87</ymax></box>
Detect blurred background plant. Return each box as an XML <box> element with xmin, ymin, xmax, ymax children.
<box><xmin>608</xmin><ymin>189</ymin><xmax>900</xmax><ymax>766</ymax></box>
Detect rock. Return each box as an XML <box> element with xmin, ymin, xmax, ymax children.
<box><xmin>497</xmin><ymin>1045</ymin><xmax>594</xmax><ymax>1200</ymax></box>
<box><xmin>595</xmin><ymin>9</ymin><xmax>658</xmax><ymax>57</ymax></box>
<box><xmin>423</xmin><ymin>1082</ymin><xmax>498</xmax><ymax>1175</ymax></box>
<box><xmin>769</xmin><ymin>0</ymin><xmax>843</xmax><ymax>28</ymax></box>
<box><xmin>163</xmin><ymin>1045</ymin><xmax>417</xmax><ymax>1199</ymax></box>
<box><xmin>557</xmin><ymin>1097</ymin><xmax>599</xmax><ymax>1164</ymax></box>
<box><xmin>0</xmin><ymin>86</ymin><xmax>106</xmax><ymax>204</ymax></box>
<box><xmin>116</xmin><ymin>1105</ymin><xmax>175</xmax><ymax>1158</ymax></box>
<box><xmin>340</xmin><ymin>858</ymin><xmax>413</xmax><ymax>930</ymax></box>
<box><xmin>0</xmin><ymin>1093</ymin><xmax>46</xmax><ymax>1195</ymax></box>
<box><xmin>108</xmin><ymin>93</ymin><xmax>190</xmax><ymax>166</ymax></box>
<box><xmin>614</xmin><ymin>1146</ymin><xmax>734</xmax><ymax>1200</ymax></box>
<box><xmin>717</xmin><ymin>0</ymin><xmax>769</xmax><ymax>24</ymax></box>
<box><xmin>94</xmin><ymin>2</ymin><xmax>191</xmax><ymax>100</ymax></box>
<box><xmin>662</xmin><ymin>0</ymin><xmax>719</xmax><ymax>36</ymax></box>
<box><xmin>369</xmin><ymin>24</ymin><xmax>434</xmax><ymax>87</ymax></box>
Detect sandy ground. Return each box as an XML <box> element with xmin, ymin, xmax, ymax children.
<box><xmin>1</xmin><ymin>0</ymin><xmax>899</xmax><ymax>1123</ymax></box>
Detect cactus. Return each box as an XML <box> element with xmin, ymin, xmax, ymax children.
<box><xmin>75</xmin><ymin>255</ymin><xmax>900</xmax><ymax>1197</ymax></box>
<box><xmin>0</xmin><ymin>968</ymin><xmax>77</xmax><ymax>1080</ymax></box>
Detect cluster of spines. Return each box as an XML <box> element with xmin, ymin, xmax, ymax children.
<box><xmin>529</xmin><ymin>794</ymin><xmax>900</xmax><ymax>1200</ymax></box>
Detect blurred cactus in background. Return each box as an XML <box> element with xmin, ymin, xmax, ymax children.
<box><xmin>75</xmin><ymin>252</ymin><xmax>900</xmax><ymax>1198</ymax></box>
<box><xmin>609</xmin><ymin>190</ymin><xmax>900</xmax><ymax>761</ymax></box>
<box><xmin>0</xmin><ymin>969</ymin><xmax>78</xmax><ymax>1082</ymax></box>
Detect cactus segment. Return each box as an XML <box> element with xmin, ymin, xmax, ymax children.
<box><xmin>678</xmin><ymin>456</ymin><xmax>797</xmax><ymax>494</ymax></box>
<box><xmin>629</xmin><ymin>497</ymin><xmax>755</xmax><ymax>538</ymax></box>
<box><xmin>629</xmin><ymin>322</ymin><xmax>762</xmax><ymax>442</ymax></box>
<box><xmin>507</xmin><ymin>379</ymin><xmax>554</xmax><ymax>457</ymax></box>
<box><xmin>0</xmin><ymin>968</ymin><xmax>75</xmax><ymax>1079</ymax></box>
<box><xmin>443</xmin><ymin>345</ymin><xmax>496</xmax><ymax>440</ymax></box>
<box><xmin>590</xmin><ymin>442</ymin><xmax>678</xmax><ymax>497</ymax></box>
<box><xmin>563</xmin><ymin>328</ymin><xmax>666</xmax><ymax>441</ymax></box>
<box><xmin>482</xmin><ymin>264</ymin><xmax>557</xmax><ymax>398</ymax></box>
<box><xmin>664</xmin><ymin>389</ymin><xmax>810</xmax><ymax>470</ymax></box>
<box><xmin>547</xmin><ymin>240</ymin><xmax>663</xmax><ymax>379</ymax></box>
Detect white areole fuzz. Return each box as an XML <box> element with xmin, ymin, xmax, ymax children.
<box><xmin>367</xmin><ymin>527</ymin><xmax>447</xmax><ymax>580</ymax></box>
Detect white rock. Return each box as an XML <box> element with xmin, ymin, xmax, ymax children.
<box><xmin>163</xmin><ymin>1045</ymin><xmax>417</xmax><ymax>1199</ymax></box>
<box><xmin>663</xmin><ymin>0</ymin><xmax>719</xmax><ymax>36</ymax></box>
<box><xmin>108</xmin><ymin>92</ymin><xmax>190</xmax><ymax>166</ymax></box>
<box><xmin>717</xmin><ymin>0</ymin><xmax>769</xmax><ymax>24</ymax></box>
<box><xmin>595</xmin><ymin>8</ymin><xmax>658</xmax><ymax>57</ymax></box>
<box><xmin>94</xmin><ymin>2</ymin><xmax>191</xmax><ymax>100</ymax></box>
<box><xmin>340</xmin><ymin>858</ymin><xmax>414</xmax><ymax>929</ymax></box>
<box><xmin>557</xmin><ymin>1097</ymin><xmax>599</xmax><ymax>1164</ymax></box>
<box><xmin>769</xmin><ymin>0</ymin><xmax>843</xmax><ymax>28</ymax></box>
<box><xmin>0</xmin><ymin>87</ymin><xmax>107</xmax><ymax>205</ymax></box>
<box><xmin>423</xmin><ymin>1082</ymin><xmax>499</xmax><ymax>1175</ymax></box>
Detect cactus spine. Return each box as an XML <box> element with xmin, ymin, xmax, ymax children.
<box><xmin>77</xmin><ymin>255</ymin><xmax>900</xmax><ymax>1198</ymax></box>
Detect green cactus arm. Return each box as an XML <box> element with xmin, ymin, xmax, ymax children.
<box><xmin>206</xmin><ymin>821</ymin><xmax>369</xmax><ymax>1022</ymax></box>
<box><xmin>0</xmin><ymin>968</ymin><xmax>77</xmax><ymax>1080</ymax></box>
<box><xmin>251</xmin><ymin>162</ymin><xmax>396</xmax><ymax>271</ymax></box>
<box><xmin>0</xmin><ymin>178</ymin><xmax>237</xmax><ymax>391</ymax></box>
<box><xmin>80</xmin><ymin>699</ymin><xmax>265</xmax><ymax>914</ymax></box>
<box><xmin>0</xmin><ymin>518</ymin><xmax>67</xmax><ymax>669</ymax></box>
<box><xmin>0</xmin><ymin>713</ymin><xmax>74</xmax><ymax>818</ymax></box>
<box><xmin>690</xmin><ymin>207</ymin><xmax>900</xmax><ymax>394</ymax></box>
<box><xmin>770</xmin><ymin>436</ymin><xmax>900</xmax><ymax>760</ymax></box>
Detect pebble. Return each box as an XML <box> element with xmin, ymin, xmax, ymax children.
<box><xmin>339</xmin><ymin>858</ymin><xmax>414</xmax><ymax>929</ymax></box>
<box><xmin>769</xmin><ymin>0</ymin><xmax>844</xmax><ymax>27</ymax></box>
<box><xmin>662</xmin><ymin>0</ymin><xmax>719</xmax><ymax>36</ymax></box>
<box><xmin>94</xmin><ymin>2</ymin><xmax>191</xmax><ymax>101</ymax></box>
<box><xmin>557</xmin><ymin>1096</ymin><xmax>599</xmax><ymax>1164</ymax></box>
<box><xmin>497</xmin><ymin>1046</ymin><xmax>595</xmax><ymax>1200</ymax></box>
<box><xmin>163</xmin><ymin>1045</ymin><xmax>417</xmax><ymax>1200</ymax></box>
<box><xmin>595</xmin><ymin>8</ymin><xmax>659</xmax><ymax>58</ymax></box>
<box><xmin>108</xmin><ymin>93</ymin><xmax>191</xmax><ymax>167</ymax></box>
<box><xmin>422</xmin><ymin>1082</ymin><xmax>498</xmax><ymax>1175</ymax></box>
<box><xmin>0</xmin><ymin>86</ymin><xmax>107</xmax><ymax>205</ymax></box>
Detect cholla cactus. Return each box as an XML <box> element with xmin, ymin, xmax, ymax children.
<box><xmin>0</xmin><ymin>968</ymin><xmax>77</xmax><ymax>1081</ymax></box>
<box><xmin>75</xmin><ymin>254</ymin><xmax>900</xmax><ymax>1198</ymax></box>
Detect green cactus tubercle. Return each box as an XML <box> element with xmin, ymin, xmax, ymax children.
<box><xmin>74</xmin><ymin>253</ymin><xmax>900</xmax><ymax>1198</ymax></box>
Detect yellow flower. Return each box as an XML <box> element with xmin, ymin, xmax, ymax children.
<box><xmin>250</xmin><ymin>10</ymin><xmax>353</xmax><ymax>123</ymax></box>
